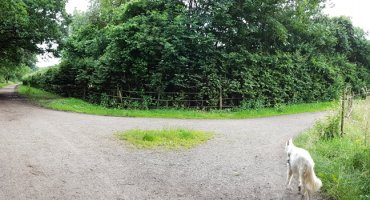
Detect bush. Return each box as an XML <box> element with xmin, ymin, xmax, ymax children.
<box><xmin>317</xmin><ymin>114</ymin><xmax>341</xmax><ymax>139</ymax></box>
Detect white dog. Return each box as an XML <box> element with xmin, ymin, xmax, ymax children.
<box><xmin>285</xmin><ymin>138</ymin><xmax>322</xmax><ymax>200</ymax></box>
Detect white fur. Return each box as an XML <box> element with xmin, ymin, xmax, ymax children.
<box><xmin>285</xmin><ymin>138</ymin><xmax>322</xmax><ymax>200</ymax></box>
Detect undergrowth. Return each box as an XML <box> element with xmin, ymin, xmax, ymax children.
<box><xmin>295</xmin><ymin>100</ymin><xmax>370</xmax><ymax>200</ymax></box>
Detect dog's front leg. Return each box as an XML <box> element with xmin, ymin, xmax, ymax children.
<box><xmin>286</xmin><ymin>166</ymin><xmax>293</xmax><ymax>189</ymax></box>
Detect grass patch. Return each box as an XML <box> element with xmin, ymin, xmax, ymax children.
<box><xmin>0</xmin><ymin>82</ymin><xmax>15</xmax><ymax>88</ymax></box>
<box><xmin>17</xmin><ymin>85</ymin><xmax>60</xmax><ymax>105</ymax></box>
<box><xmin>18</xmin><ymin>85</ymin><xmax>337</xmax><ymax>119</ymax></box>
<box><xmin>117</xmin><ymin>128</ymin><xmax>213</xmax><ymax>149</ymax></box>
<box><xmin>295</xmin><ymin>100</ymin><xmax>370</xmax><ymax>200</ymax></box>
<box><xmin>17</xmin><ymin>85</ymin><xmax>59</xmax><ymax>99</ymax></box>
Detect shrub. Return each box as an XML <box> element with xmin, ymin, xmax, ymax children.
<box><xmin>315</xmin><ymin>113</ymin><xmax>341</xmax><ymax>139</ymax></box>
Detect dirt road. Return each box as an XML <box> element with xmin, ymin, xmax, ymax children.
<box><xmin>0</xmin><ymin>85</ymin><xmax>325</xmax><ymax>199</ymax></box>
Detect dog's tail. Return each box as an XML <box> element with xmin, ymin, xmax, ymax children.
<box><xmin>304</xmin><ymin>164</ymin><xmax>322</xmax><ymax>193</ymax></box>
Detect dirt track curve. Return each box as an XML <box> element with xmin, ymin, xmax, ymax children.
<box><xmin>0</xmin><ymin>85</ymin><xmax>325</xmax><ymax>200</ymax></box>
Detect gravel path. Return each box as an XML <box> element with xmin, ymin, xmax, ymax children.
<box><xmin>0</xmin><ymin>85</ymin><xmax>325</xmax><ymax>200</ymax></box>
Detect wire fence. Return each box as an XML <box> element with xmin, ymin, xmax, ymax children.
<box><xmin>340</xmin><ymin>85</ymin><xmax>369</xmax><ymax>136</ymax></box>
<box><xmin>43</xmin><ymin>84</ymin><xmax>369</xmax><ymax>111</ymax></box>
<box><xmin>50</xmin><ymin>84</ymin><xmax>244</xmax><ymax>109</ymax></box>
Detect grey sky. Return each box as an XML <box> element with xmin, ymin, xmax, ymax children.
<box><xmin>65</xmin><ymin>0</ymin><xmax>90</xmax><ymax>14</ymax></box>
<box><xmin>324</xmin><ymin>0</ymin><xmax>370</xmax><ymax>35</ymax></box>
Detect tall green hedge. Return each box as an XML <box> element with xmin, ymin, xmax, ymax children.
<box><xmin>23</xmin><ymin>0</ymin><xmax>370</xmax><ymax>109</ymax></box>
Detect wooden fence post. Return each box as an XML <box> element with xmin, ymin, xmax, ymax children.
<box><xmin>365</xmin><ymin>111</ymin><xmax>368</xmax><ymax>147</ymax></box>
<box><xmin>219</xmin><ymin>87</ymin><xmax>223</xmax><ymax>110</ymax></box>
<box><xmin>340</xmin><ymin>87</ymin><xmax>345</xmax><ymax>137</ymax></box>
<box><xmin>117</xmin><ymin>87</ymin><xmax>123</xmax><ymax>103</ymax></box>
<box><xmin>346</xmin><ymin>88</ymin><xmax>353</xmax><ymax>118</ymax></box>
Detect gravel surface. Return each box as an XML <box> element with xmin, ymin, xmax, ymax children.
<box><xmin>0</xmin><ymin>85</ymin><xmax>325</xmax><ymax>200</ymax></box>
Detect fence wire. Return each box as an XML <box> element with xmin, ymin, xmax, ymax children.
<box><xmin>50</xmin><ymin>84</ymin><xmax>243</xmax><ymax>109</ymax></box>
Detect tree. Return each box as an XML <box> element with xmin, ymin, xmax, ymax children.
<box><xmin>0</xmin><ymin>64</ymin><xmax>32</xmax><ymax>83</ymax></box>
<box><xmin>0</xmin><ymin>0</ymin><xmax>69</xmax><ymax>67</ymax></box>
<box><xmin>25</xmin><ymin>0</ymin><xmax>370</xmax><ymax>109</ymax></box>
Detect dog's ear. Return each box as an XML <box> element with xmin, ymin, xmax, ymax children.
<box><xmin>286</xmin><ymin>138</ymin><xmax>292</xmax><ymax>146</ymax></box>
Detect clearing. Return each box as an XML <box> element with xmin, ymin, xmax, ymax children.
<box><xmin>0</xmin><ymin>85</ymin><xmax>325</xmax><ymax>199</ymax></box>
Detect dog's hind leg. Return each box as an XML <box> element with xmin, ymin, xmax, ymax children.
<box><xmin>306</xmin><ymin>191</ymin><xmax>312</xmax><ymax>200</ymax></box>
<box><xmin>298</xmin><ymin>168</ymin><xmax>305</xmax><ymax>194</ymax></box>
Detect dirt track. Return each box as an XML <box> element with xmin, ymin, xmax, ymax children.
<box><xmin>0</xmin><ymin>85</ymin><xmax>325</xmax><ymax>200</ymax></box>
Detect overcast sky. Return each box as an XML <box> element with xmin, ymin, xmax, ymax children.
<box><xmin>36</xmin><ymin>0</ymin><xmax>370</xmax><ymax>68</ymax></box>
<box><xmin>324</xmin><ymin>0</ymin><xmax>370</xmax><ymax>35</ymax></box>
<box><xmin>65</xmin><ymin>0</ymin><xmax>90</xmax><ymax>14</ymax></box>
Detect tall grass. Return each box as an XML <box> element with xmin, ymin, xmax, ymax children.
<box><xmin>17</xmin><ymin>85</ymin><xmax>337</xmax><ymax>119</ymax></box>
<box><xmin>295</xmin><ymin>100</ymin><xmax>370</xmax><ymax>200</ymax></box>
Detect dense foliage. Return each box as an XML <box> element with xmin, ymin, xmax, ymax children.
<box><xmin>23</xmin><ymin>0</ymin><xmax>370</xmax><ymax>109</ymax></box>
<box><xmin>0</xmin><ymin>0</ymin><xmax>68</xmax><ymax>83</ymax></box>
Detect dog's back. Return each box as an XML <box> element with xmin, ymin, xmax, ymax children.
<box><xmin>287</xmin><ymin>142</ymin><xmax>314</xmax><ymax>173</ymax></box>
<box><xmin>285</xmin><ymin>139</ymin><xmax>322</xmax><ymax>199</ymax></box>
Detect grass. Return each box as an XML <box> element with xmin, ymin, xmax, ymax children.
<box><xmin>0</xmin><ymin>82</ymin><xmax>14</xmax><ymax>88</ymax></box>
<box><xmin>17</xmin><ymin>85</ymin><xmax>60</xmax><ymax>105</ymax></box>
<box><xmin>17</xmin><ymin>85</ymin><xmax>337</xmax><ymax>119</ymax></box>
<box><xmin>295</xmin><ymin>100</ymin><xmax>370</xmax><ymax>200</ymax></box>
<box><xmin>117</xmin><ymin>128</ymin><xmax>213</xmax><ymax>149</ymax></box>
